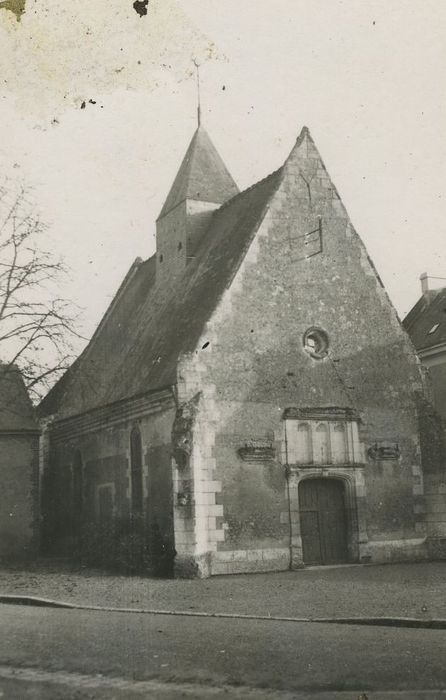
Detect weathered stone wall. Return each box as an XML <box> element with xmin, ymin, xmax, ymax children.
<box><xmin>0</xmin><ymin>434</ymin><xmax>39</xmax><ymax>559</ymax></box>
<box><xmin>42</xmin><ymin>398</ymin><xmax>176</xmax><ymax>569</ymax></box>
<box><xmin>177</xmin><ymin>129</ymin><xmax>430</xmax><ymax>575</ymax></box>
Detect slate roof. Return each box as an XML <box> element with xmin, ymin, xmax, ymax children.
<box><xmin>158</xmin><ymin>127</ymin><xmax>239</xmax><ymax>219</ymax></box>
<box><xmin>40</xmin><ymin>165</ymin><xmax>284</xmax><ymax>419</ymax></box>
<box><xmin>403</xmin><ymin>287</ymin><xmax>446</xmax><ymax>351</ymax></box>
<box><xmin>0</xmin><ymin>364</ymin><xmax>38</xmax><ymax>432</ymax></box>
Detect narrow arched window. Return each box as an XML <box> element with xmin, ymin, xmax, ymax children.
<box><xmin>130</xmin><ymin>427</ymin><xmax>144</xmax><ymax>514</ymax></box>
<box><xmin>72</xmin><ymin>450</ymin><xmax>83</xmax><ymax>519</ymax></box>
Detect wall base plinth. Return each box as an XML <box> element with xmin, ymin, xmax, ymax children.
<box><xmin>360</xmin><ymin>538</ymin><xmax>428</xmax><ymax>564</ymax></box>
<box><xmin>211</xmin><ymin>548</ymin><xmax>290</xmax><ymax>575</ymax></box>
<box><xmin>290</xmin><ymin>549</ymin><xmax>304</xmax><ymax>570</ymax></box>
<box><xmin>426</xmin><ymin>536</ymin><xmax>446</xmax><ymax>560</ymax></box>
<box><xmin>174</xmin><ymin>552</ymin><xmax>212</xmax><ymax>579</ymax></box>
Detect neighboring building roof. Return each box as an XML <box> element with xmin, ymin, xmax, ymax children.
<box><xmin>40</xmin><ymin>166</ymin><xmax>283</xmax><ymax>419</ymax></box>
<box><xmin>0</xmin><ymin>364</ymin><xmax>38</xmax><ymax>432</ymax></box>
<box><xmin>403</xmin><ymin>287</ymin><xmax>446</xmax><ymax>352</ymax></box>
<box><xmin>158</xmin><ymin>126</ymin><xmax>239</xmax><ymax>219</ymax></box>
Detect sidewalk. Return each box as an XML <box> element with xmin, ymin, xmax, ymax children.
<box><xmin>0</xmin><ymin>560</ymin><xmax>445</xmax><ymax>620</ymax></box>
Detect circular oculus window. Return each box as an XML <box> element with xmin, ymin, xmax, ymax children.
<box><xmin>303</xmin><ymin>327</ymin><xmax>329</xmax><ymax>359</ymax></box>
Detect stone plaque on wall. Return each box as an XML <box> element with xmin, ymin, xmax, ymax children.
<box><xmin>237</xmin><ymin>439</ymin><xmax>275</xmax><ymax>462</ymax></box>
<box><xmin>367</xmin><ymin>441</ymin><xmax>400</xmax><ymax>461</ymax></box>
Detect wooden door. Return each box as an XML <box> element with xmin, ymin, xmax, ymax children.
<box><xmin>299</xmin><ymin>478</ymin><xmax>348</xmax><ymax>565</ymax></box>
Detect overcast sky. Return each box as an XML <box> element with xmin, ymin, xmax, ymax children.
<box><xmin>1</xmin><ymin>0</ymin><xmax>445</xmax><ymax>347</ymax></box>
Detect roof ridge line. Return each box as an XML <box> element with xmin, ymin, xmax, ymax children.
<box><xmin>215</xmin><ymin>165</ymin><xmax>284</xmax><ymax>214</ymax></box>
<box><xmin>39</xmin><ymin>255</ymin><xmax>151</xmax><ymax>413</ymax></box>
<box><xmin>82</xmin><ymin>256</ymin><xmax>146</xmax><ymax>354</ymax></box>
<box><xmin>188</xmin><ymin>164</ymin><xmax>285</xmax><ymax>291</ymax></box>
<box><xmin>188</xmin><ymin>166</ymin><xmax>285</xmax><ymax>270</ymax></box>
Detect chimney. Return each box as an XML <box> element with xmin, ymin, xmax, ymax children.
<box><xmin>420</xmin><ymin>272</ymin><xmax>429</xmax><ymax>295</ymax></box>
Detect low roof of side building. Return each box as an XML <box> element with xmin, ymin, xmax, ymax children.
<box><xmin>403</xmin><ymin>287</ymin><xmax>446</xmax><ymax>353</ymax></box>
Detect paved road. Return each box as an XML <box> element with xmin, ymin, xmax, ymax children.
<box><xmin>0</xmin><ymin>604</ymin><xmax>445</xmax><ymax>698</ymax></box>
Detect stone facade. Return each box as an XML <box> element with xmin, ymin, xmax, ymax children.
<box><xmin>40</xmin><ymin>124</ymin><xmax>445</xmax><ymax>576</ymax></box>
<box><xmin>173</xmin><ymin>130</ymin><xmax>433</xmax><ymax>575</ymax></box>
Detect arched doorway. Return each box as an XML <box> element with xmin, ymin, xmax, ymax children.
<box><xmin>298</xmin><ymin>478</ymin><xmax>348</xmax><ymax>565</ymax></box>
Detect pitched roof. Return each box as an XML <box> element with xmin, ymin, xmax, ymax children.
<box><xmin>0</xmin><ymin>364</ymin><xmax>38</xmax><ymax>432</ymax></box>
<box><xmin>40</xmin><ymin>166</ymin><xmax>283</xmax><ymax>419</ymax></box>
<box><xmin>403</xmin><ymin>287</ymin><xmax>446</xmax><ymax>351</ymax></box>
<box><xmin>158</xmin><ymin>127</ymin><xmax>239</xmax><ymax>219</ymax></box>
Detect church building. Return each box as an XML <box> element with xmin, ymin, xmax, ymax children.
<box><xmin>39</xmin><ymin>122</ymin><xmax>445</xmax><ymax>576</ymax></box>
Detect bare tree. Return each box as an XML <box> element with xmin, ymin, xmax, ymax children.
<box><xmin>0</xmin><ymin>178</ymin><xmax>81</xmax><ymax>402</ymax></box>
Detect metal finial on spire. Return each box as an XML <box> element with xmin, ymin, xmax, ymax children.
<box><xmin>193</xmin><ymin>59</ymin><xmax>201</xmax><ymax>127</ymax></box>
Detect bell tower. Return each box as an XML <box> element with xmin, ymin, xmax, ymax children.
<box><xmin>156</xmin><ymin>126</ymin><xmax>239</xmax><ymax>286</ymax></box>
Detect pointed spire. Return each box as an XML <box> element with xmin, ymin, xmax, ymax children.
<box><xmin>158</xmin><ymin>127</ymin><xmax>239</xmax><ymax>219</ymax></box>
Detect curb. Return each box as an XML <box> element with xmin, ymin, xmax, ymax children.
<box><xmin>1</xmin><ymin>595</ymin><xmax>446</xmax><ymax>629</ymax></box>
<box><xmin>316</xmin><ymin>616</ymin><xmax>446</xmax><ymax>630</ymax></box>
<box><xmin>0</xmin><ymin>595</ymin><xmax>75</xmax><ymax>609</ymax></box>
